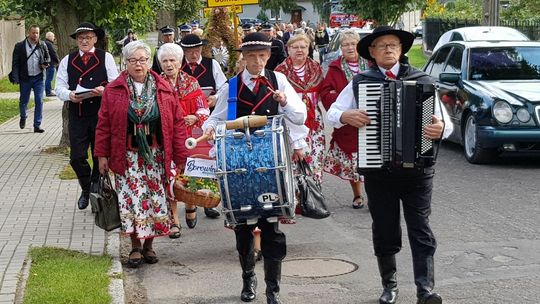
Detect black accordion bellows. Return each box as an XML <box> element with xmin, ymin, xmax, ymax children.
<box><xmin>354</xmin><ymin>80</ymin><xmax>436</xmax><ymax>171</ymax></box>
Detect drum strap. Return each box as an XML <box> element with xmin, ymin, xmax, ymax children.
<box><xmin>227</xmin><ymin>75</ymin><xmax>238</xmax><ymax>120</ymax></box>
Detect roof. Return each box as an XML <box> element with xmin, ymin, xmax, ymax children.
<box><xmin>433</xmin><ymin>26</ymin><xmax>529</xmax><ymax>52</ymax></box>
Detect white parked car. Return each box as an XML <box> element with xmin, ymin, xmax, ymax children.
<box><xmin>433</xmin><ymin>26</ymin><xmax>529</xmax><ymax>52</ymax></box>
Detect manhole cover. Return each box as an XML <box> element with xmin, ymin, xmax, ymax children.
<box><xmin>282</xmin><ymin>258</ymin><xmax>358</xmax><ymax>278</ymax></box>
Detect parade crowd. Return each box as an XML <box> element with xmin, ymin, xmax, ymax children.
<box><xmin>9</xmin><ymin>20</ymin><xmax>451</xmax><ymax>304</ymax></box>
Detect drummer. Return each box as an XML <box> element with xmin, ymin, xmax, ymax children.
<box><xmin>203</xmin><ymin>32</ymin><xmax>308</xmax><ymax>304</ymax></box>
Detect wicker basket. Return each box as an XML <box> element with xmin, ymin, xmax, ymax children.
<box><xmin>174</xmin><ymin>154</ymin><xmax>220</xmax><ymax>208</ymax></box>
<box><xmin>173</xmin><ymin>183</ymin><xmax>220</xmax><ymax>208</ymax></box>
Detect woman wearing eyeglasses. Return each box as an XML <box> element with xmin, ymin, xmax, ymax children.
<box><xmin>275</xmin><ymin>34</ymin><xmax>325</xmax><ymax>187</ymax></box>
<box><xmin>320</xmin><ymin>29</ymin><xmax>369</xmax><ymax>210</ymax></box>
<box><xmin>94</xmin><ymin>41</ymin><xmax>189</xmax><ymax>268</ymax></box>
<box><xmin>158</xmin><ymin>42</ymin><xmax>211</xmax><ymax>235</ymax></box>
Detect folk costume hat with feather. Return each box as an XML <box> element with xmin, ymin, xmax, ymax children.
<box><xmin>357</xmin><ymin>25</ymin><xmax>414</xmax><ymax>61</ymax></box>
<box><xmin>70</xmin><ymin>22</ymin><xmax>105</xmax><ymax>40</ymax></box>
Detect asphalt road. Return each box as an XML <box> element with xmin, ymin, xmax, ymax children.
<box><xmin>122</xmin><ymin>140</ymin><xmax>540</xmax><ymax>304</ymax></box>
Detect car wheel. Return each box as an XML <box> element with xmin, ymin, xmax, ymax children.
<box><xmin>463</xmin><ymin>114</ymin><xmax>498</xmax><ymax>164</ymax></box>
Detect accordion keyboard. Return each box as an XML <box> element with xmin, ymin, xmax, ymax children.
<box><xmin>357</xmin><ymin>83</ymin><xmax>384</xmax><ymax>168</ymax></box>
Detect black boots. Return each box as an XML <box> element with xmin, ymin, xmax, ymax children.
<box><xmin>264</xmin><ymin>259</ymin><xmax>282</xmax><ymax>304</ymax></box>
<box><xmin>239</xmin><ymin>254</ymin><xmax>257</xmax><ymax>302</ymax></box>
<box><xmin>78</xmin><ymin>191</ymin><xmax>90</xmax><ymax>210</ymax></box>
<box><xmin>414</xmin><ymin>256</ymin><xmax>442</xmax><ymax>304</ymax></box>
<box><xmin>377</xmin><ymin>255</ymin><xmax>399</xmax><ymax>304</ymax></box>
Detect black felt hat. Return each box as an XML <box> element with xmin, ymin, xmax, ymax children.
<box><xmin>160</xmin><ymin>25</ymin><xmax>175</xmax><ymax>35</ymax></box>
<box><xmin>357</xmin><ymin>25</ymin><xmax>414</xmax><ymax>61</ymax></box>
<box><xmin>180</xmin><ymin>34</ymin><xmax>207</xmax><ymax>48</ymax></box>
<box><xmin>236</xmin><ymin>32</ymin><xmax>273</xmax><ymax>52</ymax></box>
<box><xmin>70</xmin><ymin>22</ymin><xmax>105</xmax><ymax>40</ymax></box>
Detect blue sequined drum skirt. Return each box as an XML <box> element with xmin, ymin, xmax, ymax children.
<box><xmin>215</xmin><ymin>115</ymin><xmax>295</xmax><ymax>226</ymax></box>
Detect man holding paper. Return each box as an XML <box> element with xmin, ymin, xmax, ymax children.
<box><xmin>55</xmin><ymin>22</ymin><xmax>119</xmax><ymax>210</ymax></box>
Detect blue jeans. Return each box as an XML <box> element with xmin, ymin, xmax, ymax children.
<box><xmin>45</xmin><ymin>66</ymin><xmax>56</xmax><ymax>95</ymax></box>
<box><xmin>19</xmin><ymin>73</ymin><xmax>44</xmax><ymax>128</ymax></box>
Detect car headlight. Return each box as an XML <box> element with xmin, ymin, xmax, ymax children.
<box><xmin>493</xmin><ymin>101</ymin><xmax>513</xmax><ymax>124</ymax></box>
<box><xmin>516</xmin><ymin>108</ymin><xmax>531</xmax><ymax>122</ymax></box>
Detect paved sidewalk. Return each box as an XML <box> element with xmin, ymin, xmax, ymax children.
<box><xmin>0</xmin><ymin>95</ymin><xmax>109</xmax><ymax>303</ymax></box>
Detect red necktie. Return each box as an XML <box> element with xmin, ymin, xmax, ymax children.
<box><xmin>189</xmin><ymin>62</ymin><xmax>198</xmax><ymax>71</ymax></box>
<box><xmin>82</xmin><ymin>52</ymin><xmax>93</xmax><ymax>65</ymax></box>
<box><xmin>385</xmin><ymin>70</ymin><xmax>397</xmax><ymax>79</ymax></box>
<box><xmin>251</xmin><ymin>76</ymin><xmax>268</xmax><ymax>94</ymax></box>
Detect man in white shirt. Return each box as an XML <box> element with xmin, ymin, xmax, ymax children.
<box><xmin>55</xmin><ymin>22</ymin><xmax>119</xmax><ymax>210</ymax></box>
<box><xmin>203</xmin><ymin>32</ymin><xmax>307</xmax><ymax>304</ymax></box>
<box><xmin>327</xmin><ymin>26</ymin><xmax>450</xmax><ymax>304</ymax></box>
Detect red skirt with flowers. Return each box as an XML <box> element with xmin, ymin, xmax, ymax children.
<box><xmin>114</xmin><ymin>147</ymin><xmax>174</xmax><ymax>239</ymax></box>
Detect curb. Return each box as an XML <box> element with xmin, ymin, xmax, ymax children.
<box><xmin>107</xmin><ymin>231</ymin><xmax>125</xmax><ymax>304</ymax></box>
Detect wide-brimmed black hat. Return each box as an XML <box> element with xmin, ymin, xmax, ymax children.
<box><xmin>180</xmin><ymin>34</ymin><xmax>207</xmax><ymax>48</ymax></box>
<box><xmin>70</xmin><ymin>22</ymin><xmax>105</xmax><ymax>40</ymax></box>
<box><xmin>357</xmin><ymin>25</ymin><xmax>414</xmax><ymax>61</ymax></box>
<box><xmin>236</xmin><ymin>32</ymin><xmax>273</xmax><ymax>52</ymax></box>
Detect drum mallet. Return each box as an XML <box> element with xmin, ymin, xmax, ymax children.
<box><xmin>225</xmin><ymin>115</ymin><xmax>267</xmax><ymax>130</ymax></box>
<box><xmin>185</xmin><ymin>134</ymin><xmax>210</xmax><ymax>150</ymax></box>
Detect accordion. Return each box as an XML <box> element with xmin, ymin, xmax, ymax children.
<box><xmin>355</xmin><ymin>80</ymin><xmax>436</xmax><ymax>170</ymax></box>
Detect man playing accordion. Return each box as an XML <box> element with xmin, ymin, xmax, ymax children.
<box><xmin>326</xmin><ymin>26</ymin><xmax>453</xmax><ymax>304</ymax></box>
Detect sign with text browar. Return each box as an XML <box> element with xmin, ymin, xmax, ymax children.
<box><xmin>207</xmin><ymin>0</ymin><xmax>259</xmax><ymax>8</ymax></box>
<box><xmin>184</xmin><ymin>157</ymin><xmax>217</xmax><ymax>178</ymax></box>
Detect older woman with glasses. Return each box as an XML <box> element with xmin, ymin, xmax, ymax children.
<box><xmin>95</xmin><ymin>41</ymin><xmax>188</xmax><ymax>268</ymax></box>
<box><xmin>158</xmin><ymin>43</ymin><xmax>210</xmax><ymax>235</ymax></box>
<box><xmin>320</xmin><ymin>29</ymin><xmax>368</xmax><ymax>210</ymax></box>
<box><xmin>275</xmin><ymin>34</ymin><xmax>325</xmax><ymax>184</ymax></box>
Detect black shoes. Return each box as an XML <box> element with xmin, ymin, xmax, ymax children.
<box><xmin>46</xmin><ymin>93</ymin><xmax>56</xmax><ymax>97</ymax></box>
<box><xmin>19</xmin><ymin>118</ymin><xmax>26</xmax><ymax>129</ymax></box>
<box><xmin>185</xmin><ymin>207</ymin><xmax>198</xmax><ymax>228</ymax></box>
<box><xmin>34</xmin><ymin>127</ymin><xmax>45</xmax><ymax>133</ymax></box>
<box><xmin>240</xmin><ymin>274</ymin><xmax>257</xmax><ymax>302</ymax></box>
<box><xmin>78</xmin><ymin>192</ymin><xmax>90</xmax><ymax>210</ymax></box>
<box><xmin>377</xmin><ymin>255</ymin><xmax>399</xmax><ymax>304</ymax></box>
<box><xmin>417</xmin><ymin>293</ymin><xmax>442</xmax><ymax>304</ymax></box>
<box><xmin>204</xmin><ymin>207</ymin><xmax>220</xmax><ymax>218</ymax></box>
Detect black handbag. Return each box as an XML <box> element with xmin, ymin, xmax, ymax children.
<box><xmin>90</xmin><ymin>174</ymin><xmax>121</xmax><ymax>231</ymax></box>
<box><xmin>295</xmin><ymin>159</ymin><xmax>331</xmax><ymax>219</ymax></box>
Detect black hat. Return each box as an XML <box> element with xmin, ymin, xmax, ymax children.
<box><xmin>160</xmin><ymin>25</ymin><xmax>174</xmax><ymax>35</ymax></box>
<box><xmin>242</xmin><ymin>23</ymin><xmax>254</xmax><ymax>31</ymax></box>
<box><xmin>70</xmin><ymin>22</ymin><xmax>105</xmax><ymax>40</ymax></box>
<box><xmin>357</xmin><ymin>25</ymin><xmax>414</xmax><ymax>61</ymax></box>
<box><xmin>179</xmin><ymin>24</ymin><xmax>191</xmax><ymax>32</ymax></box>
<box><xmin>237</xmin><ymin>32</ymin><xmax>273</xmax><ymax>52</ymax></box>
<box><xmin>180</xmin><ymin>34</ymin><xmax>207</xmax><ymax>48</ymax></box>
<box><xmin>260</xmin><ymin>23</ymin><xmax>273</xmax><ymax>31</ymax></box>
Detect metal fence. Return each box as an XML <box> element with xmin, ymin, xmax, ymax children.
<box><xmin>423</xmin><ymin>18</ymin><xmax>540</xmax><ymax>53</ymax></box>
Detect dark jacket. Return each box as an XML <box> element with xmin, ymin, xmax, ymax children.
<box><xmin>44</xmin><ymin>39</ymin><xmax>59</xmax><ymax>66</ymax></box>
<box><xmin>11</xmin><ymin>39</ymin><xmax>51</xmax><ymax>83</ymax></box>
<box><xmin>314</xmin><ymin>30</ymin><xmax>329</xmax><ymax>46</ymax></box>
<box><xmin>266</xmin><ymin>38</ymin><xmax>287</xmax><ymax>71</ymax></box>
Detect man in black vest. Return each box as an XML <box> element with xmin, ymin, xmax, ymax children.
<box><xmin>55</xmin><ymin>22</ymin><xmax>119</xmax><ymax>210</ymax></box>
<box><xmin>151</xmin><ymin>25</ymin><xmax>177</xmax><ymax>74</ymax></box>
<box><xmin>11</xmin><ymin>24</ymin><xmax>50</xmax><ymax>133</ymax></box>
<box><xmin>181</xmin><ymin>34</ymin><xmax>228</xmax><ymax>218</ymax></box>
<box><xmin>203</xmin><ymin>32</ymin><xmax>308</xmax><ymax>304</ymax></box>
<box><xmin>260</xmin><ymin>24</ymin><xmax>286</xmax><ymax>70</ymax></box>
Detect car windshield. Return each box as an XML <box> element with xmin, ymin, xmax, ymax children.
<box><xmin>469</xmin><ymin>46</ymin><xmax>540</xmax><ymax>80</ymax></box>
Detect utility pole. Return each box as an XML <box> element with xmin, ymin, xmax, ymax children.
<box><xmin>483</xmin><ymin>0</ymin><xmax>499</xmax><ymax>26</ymax></box>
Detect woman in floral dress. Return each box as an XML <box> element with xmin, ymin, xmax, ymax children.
<box><xmin>275</xmin><ymin>34</ymin><xmax>325</xmax><ymax>184</ymax></box>
<box><xmin>158</xmin><ymin>43</ymin><xmax>210</xmax><ymax>235</ymax></box>
<box><xmin>320</xmin><ymin>30</ymin><xmax>369</xmax><ymax>209</ymax></box>
<box><xmin>95</xmin><ymin>41</ymin><xmax>188</xmax><ymax>268</ymax></box>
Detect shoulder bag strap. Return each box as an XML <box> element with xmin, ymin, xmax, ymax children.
<box><xmin>227</xmin><ymin>75</ymin><xmax>238</xmax><ymax>120</ymax></box>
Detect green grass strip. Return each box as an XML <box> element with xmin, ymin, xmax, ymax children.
<box><xmin>0</xmin><ymin>99</ymin><xmax>34</xmax><ymax>124</ymax></box>
<box><xmin>23</xmin><ymin>247</ymin><xmax>112</xmax><ymax>304</ymax></box>
<box><xmin>407</xmin><ymin>44</ymin><xmax>428</xmax><ymax>70</ymax></box>
<box><xmin>0</xmin><ymin>77</ymin><xmax>19</xmax><ymax>92</ymax></box>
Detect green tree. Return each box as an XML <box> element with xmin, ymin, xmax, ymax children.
<box><xmin>341</xmin><ymin>0</ymin><xmax>424</xmax><ymax>26</ymax></box>
<box><xmin>423</xmin><ymin>0</ymin><xmax>483</xmax><ymax>20</ymax></box>
<box><xmin>500</xmin><ymin>0</ymin><xmax>540</xmax><ymax>21</ymax></box>
<box><xmin>259</xmin><ymin>0</ymin><xmax>297</xmax><ymax>21</ymax></box>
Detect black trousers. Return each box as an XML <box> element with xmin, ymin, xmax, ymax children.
<box><xmin>68</xmin><ymin>114</ymin><xmax>99</xmax><ymax>192</ymax></box>
<box><xmin>235</xmin><ymin>219</ymin><xmax>286</xmax><ymax>262</ymax></box>
<box><xmin>364</xmin><ymin>168</ymin><xmax>437</xmax><ymax>259</ymax></box>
